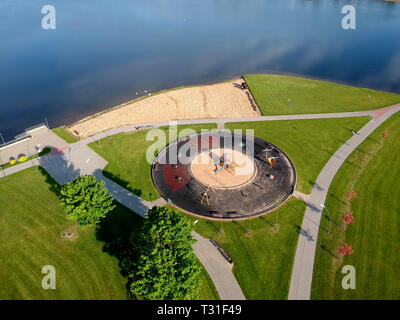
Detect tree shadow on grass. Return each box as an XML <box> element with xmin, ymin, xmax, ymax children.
<box><xmin>36</xmin><ymin>156</ymin><xmax>144</xmax><ymax>299</ymax></box>
<box><xmin>232</xmin><ymin>220</ymin><xmax>248</xmax><ymax>234</ymax></box>
<box><xmin>37</xmin><ymin>166</ymin><xmax>62</xmax><ymax>197</ymax></box>
<box><xmin>103</xmin><ymin>170</ymin><xmax>142</xmax><ymax>197</ymax></box>
<box><xmin>258</xmin><ymin>216</ymin><xmax>274</xmax><ymax>229</ymax></box>
<box><xmin>320</xmin><ymin>244</ymin><xmax>337</xmax><ymax>259</ymax></box>
<box><xmin>327</xmin><ymin>192</ymin><xmax>346</xmax><ymax>205</ymax></box>
<box><xmin>205</xmin><ymin>220</ymin><xmax>221</xmax><ymax>237</ymax></box>
<box><xmin>95</xmin><ymin>202</ymin><xmax>144</xmax><ymax>298</ymax></box>
<box><xmin>290</xmin><ymin>221</ymin><xmax>301</xmax><ymax>233</ymax></box>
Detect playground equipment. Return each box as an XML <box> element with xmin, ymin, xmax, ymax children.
<box><xmin>214</xmin><ymin>153</ymin><xmax>238</xmax><ymax>175</ymax></box>
<box><xmin>267</xmin><ymin>156</ymin><xmax>278</xmax><ymax>166</ymax></box>
<box><xmin>263</xmin><ymin>147</ymin><xmax>278</xmax><ymax>167</ymax></box>
<box><xmin>201</xmin><ymin>184</ymin><xmax>215</xmax><ymax>206</ymax></box>
<box><xmin>151</xmin><ymin>132</ymin><xmax>297</xmax><ymax>219</ymax></box>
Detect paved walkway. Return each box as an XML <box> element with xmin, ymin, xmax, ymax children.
<box><xmin>77</xmin><ymin>109</ymin><xmax>374</xmax><ymax>144</ymax></box>
<box><xmin>288</xmin><ymin>104</ymin><xmax>400</xmax><ymax>300</ymax></box>
<box><xmin>293</xmin><ymin>190</ymin><xmax>311</xmax><ymax>203</ymax></box>
<box><xmin>1</xmin><ymin>126</ymin><xmax>244</xmax><ymax>300</ymax></box>
<box><xmin>192</xmin><ymin>233</ymin><xmax>245</xmax><ymax>300</ymax></box>
<box><xmin>1</xmin><ymin>104</ymin><xmax>398</xmax><ymax>300</ymax></box>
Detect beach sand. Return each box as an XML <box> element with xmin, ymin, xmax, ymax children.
<box><xmin>67</xmin><ymin>79</ymin><xmax>260</xmax><ymax>138</ymax></box>
<box><xmin>190</xmin><ymin>148</ymin><xmax>256</xmax><ymax>189</ymax></box>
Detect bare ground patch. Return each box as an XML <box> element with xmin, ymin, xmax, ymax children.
<box><xmin>68</xmin><ymin>79</ymin><xmax>260</xmax><ymax>138</ymax></box>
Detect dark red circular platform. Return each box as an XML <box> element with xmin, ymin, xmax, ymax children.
<box><xmin>152</xmin><ymin>131</ymin><xmax>296</xmax><ymax>219</ymax></box>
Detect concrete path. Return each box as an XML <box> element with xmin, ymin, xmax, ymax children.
<box><xmin>288</xmin><ymin>105</ymin><xmax>400</xmax><ymax>300</ymax></box>
<box><xmin>0</xmin><ymin>128</ymin><xmax>242</xmax><ymax>300</ymax></box>
<box><xmin>192</xmin><ymin>232</ymin><xmax>245</xmax><ymax>300</ymax></box>
<box><xmin>293</xmin><ymin>190</ymin><xmax>311</xmax><ymax>203</ymax></box>
<box><xmin>96</xmin><ymin>170</ymin><xmax>243</xmax><ymax>299</ymax></box>
<box><xmin>1</xmin><ymin>104</ymin><xmax>397</xmax><ymax>300</ymax></box>
<box><xmin>0</xmin><ymin>126</ymin><xmax>67</xmax><ymax>166</ymax></box>
<box><xmin>217</xmin><ymin>120</ymin><xmax>225</xmax><ymax>131</ymax></box>
<box><xmin>77</xmin><ymin>109</ymin><xmax>374</xmax><ymax>144</ymax></box>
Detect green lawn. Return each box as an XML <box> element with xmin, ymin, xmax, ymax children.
<box><xmin>95</xmin><ymin>192</ymin><xmax>219</xmax><ymax>300</ymax></box>
<box><xmin>52</xmin><ymin>127</ymin><xmax>80</xmax><ymax>143</ymax></box>
<box><xmin>171</xmin><ymin>198</ymin><xmax>306</xmax><ymax>299</ymax></box>
<box><xmin>0</xmin><ymin>167</ymin><xmax>127</xmax><ymax>299</ymax></box>
<box><xmin>0</xmin><ymin>167</ymin><xmax>218</xmax><ymax>300</ymax></box>
<box><xmin>89</xmin><ymin>123</ymin><xmax>217</xmax><ymax>201</ymax></box>
<box><xmin>90</xmin><ymin>118</ymin><xmax>370</xmax><ymax>197</ymax></box>
<box><xmin>85</xmin><ymin>115</ymin><xmax>380</xmax><ymax>299</ymax></box>
<box><xmin>245</xmin><ymin>74</ymin><xmax>400</xmax><ymax>115</ymax></box>
<box><xmin>311</xmin><ymin>112</ymin><xmax>400</xmax><ymax>299</ymax></box>
<box><xmin>226</xmin><ymin>117</ymin><xmax>370</xmax><ymax>194</ymax></box>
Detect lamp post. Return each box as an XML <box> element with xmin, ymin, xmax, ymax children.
<box><xmin>275</xmin><ymin>210</ymin><xmax>279</xmax><ymax>229</ymax></box>
<box><xmin>82</xmin><ymin>158</ymin><xmax>91</xmax><ymax>176</ymax></box>
<box><xmin>352</xmin><ymin>131</ymin><xmax>359</xmax><ymax>161</ymax></box>
<box><xmin>368</xmin><ymin>95</ymin><xmax>372</xmax><ymax>118</ymax></box>
<box><xmin>0</xmin><ymin>133</ymin><xmax>5</xmax><ymax>178</ymax></box>
<box><xmin>44</xmin><ymin>117</ymin><xmax>50</xmax><ymax>131</ymax></box>
<box><xmin>288</xmin><ymin>98</ymin><xmax>291</xmax><ymax>118</ymax></box>
<box><xmin>26</xmin><ymin>137</ymin><xmax>33</xmax><ymax>165</ymax></box>
<box><xmin>320</xmin><ymin>203</ymin><xmax>332</xmax><ymax>234</ymax></box>
<box><xmin>92</xmin><ymin>122</ymin><xmax>102</xmax><ymax>148</ymax></box>
<box><xmin>220</xmin><ymin>220</ymin><xmax>225</xmax><ymax>236</ymax></box>
<box><xmin>0</xmin><ymin>132</ymin><xmax>5</xmax><ymax>147</ymax></box>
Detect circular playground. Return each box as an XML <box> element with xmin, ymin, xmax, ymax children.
<box><xmin>190</xmin><ymin>148</ymin><xmax>256</xmax><ymax>189</ymax></box>
<box><xmin>151</xmin><ymin>131</ymin><xmax>296</xmax><ymax>219</ymax></box>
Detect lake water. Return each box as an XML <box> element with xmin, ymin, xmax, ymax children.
<box><xmin>0</xmin><ymin>0</ymin><xmax>399</xmax><ymax>140</ymax></box>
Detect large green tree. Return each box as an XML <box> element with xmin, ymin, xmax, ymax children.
<box><xmin>127</xmin><ymin>206</ymin><xmax>201</xmax><ymax>300</ymax></box>
<box><xmin>60</xmin><ymin>175</ymin><xmax>115</xmax><ymax>228</ymax></box>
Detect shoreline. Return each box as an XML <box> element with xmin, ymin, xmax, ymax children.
<box><xmin>70</xmin><ymin>77</ymin><xmax>241</xmax><ymax>127</ymax></box>
<box><xmin>4</xmin><ymin>73</ymin><xmax>400</xmax><ymax>145</ymax></box>
<box><xmin>66</xmin><ymin>77</ymin><xmax>260</xmax><ymax>139</ymax></box>
<box><xmin>66</xmin><ymin>71</ymin><xmax>400</xmax><ymax>131</ymax></box>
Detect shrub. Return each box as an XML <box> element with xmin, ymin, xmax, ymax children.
<box><xmin>39</xmin><ymin>147</ymin><xmax>52</xmax><ymax>156</ymax></box>
<box><xmin>18</xmin><ymin>156</ymin><xmax>27</xmax><ymax>163</ymax></box>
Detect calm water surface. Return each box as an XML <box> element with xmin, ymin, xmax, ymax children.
<box><xmin>0</xmin><ymin>0</ymin><xmax>399</xmax><ymax>139</ymax></box>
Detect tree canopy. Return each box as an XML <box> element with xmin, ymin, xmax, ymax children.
<box><xmin>127</xmin><ymin>206</ymin><xmax>201</xmax><ymax>300</ymax></box>
<box><xmin>60</xmin><ymin>175</ymin><xmax>115</xmax><ymax>228</ymax></box>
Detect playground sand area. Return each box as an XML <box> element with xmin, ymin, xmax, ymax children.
<box><xmin>67</xmin><ymin>79</ymin><xmax>260</xmax><ymax>138</ymax></box>
<box><xmin>190</xmin><ymin>148</ymin><xmax>256</xmax><ymax>189</ymax></box>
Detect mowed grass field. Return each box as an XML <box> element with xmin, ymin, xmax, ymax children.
<box><xmin>172</xmin><ymin>198</ymin><xmax>307</xmax><ymax>299</ymax></box>
<box><xmin>0</xmin><ymin>167</ymin><xmax>127</xmax><ymax>300</ymax></box>
<box><xmin>226</xmin><ymin>117</ymin><xmax>370</xmax><ymax>194</ymax></box>
<box><xmin>245</xmin><ymin>74</ymin><xmax>400</xmax><ymax>115</ymax></box>
<box><xmin>52</xmin><ymin>127</ymin><xmax>80</xmax><ymax>143</ymax></box>
<box><xmin>89</xmin><ymin>124</ymin><xmax>217</xmax><ymax>201</ymax></box>
<box><xmin>0</xmin><ymin>167</ymin><xmax>218</xmax><ymax>300</ymax></box>
<box><xmin>90</xmin><ymin>118</ymin><xmax>370</xmax><ymax>197</ymax></box>
<box><xmin>311</xmin><ymin>112</ymin><xmax>400</xmax><ymax>299</ymax></box>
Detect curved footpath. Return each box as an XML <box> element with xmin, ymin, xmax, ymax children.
<box><xmin>288</xmin><ymin>104</ymin><xmax>400</xmax><ymax>300</ymax></box>
<box><xmin>1</xmin><ymin>122</ymin><xmax>246</xmax><ymax>300</ymax></box>
<box><xmin>1</xmin><ymin>105</ymin><xmax>398</xmax><ymax>300</ymax></box>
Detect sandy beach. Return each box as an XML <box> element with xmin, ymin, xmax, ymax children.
<box><xmin>67</xmin><ymin>79</ymin><xmax>260</xmax><ymax>138</ymax></box>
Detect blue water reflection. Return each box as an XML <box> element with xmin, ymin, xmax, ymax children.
<box><xmin>0</xmin><ymin>0</ymin><xmax>399</xmax><ymax>139</ymax></box>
